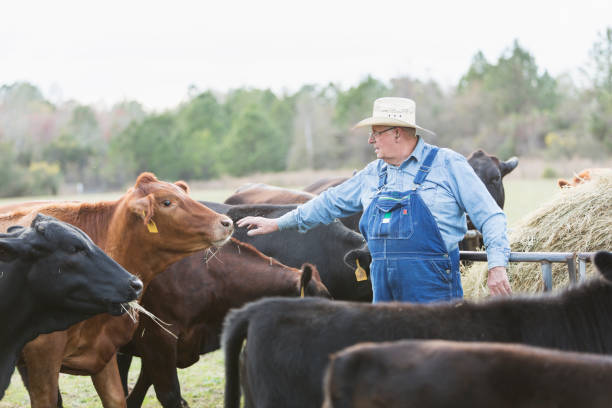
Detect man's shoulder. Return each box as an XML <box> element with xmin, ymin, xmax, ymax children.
<box><xmin>360</xmin><ymin>159</ymin><xmax>385</xmax><ymax>175</ymax></box>
<box><xmin>425</xmin><ymin>143</ymin><xmax>467</xmax><ymax>165</ymax></box>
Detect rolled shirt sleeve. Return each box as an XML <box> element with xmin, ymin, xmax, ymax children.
<box><xmin>276</xmin><ymin>172</ymin><xmax>365</xmax><ymax>232</ymax></box>
<box><xmin>444</xmin><ymin>153</ymin><xmax>510</xmax><ymax>270</ymax></box>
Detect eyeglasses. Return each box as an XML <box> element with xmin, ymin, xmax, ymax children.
<box><xmin>368</xmin><ymin>127</ymin><xmax>398</xmax><ymax>141</ymax></box>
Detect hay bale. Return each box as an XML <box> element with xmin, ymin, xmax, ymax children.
<box><xmin>463</xmin><ymin>169</ymin><xmax>612</xmax><ymax>299</ymax></box>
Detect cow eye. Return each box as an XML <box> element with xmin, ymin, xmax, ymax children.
<box><xmin>162</xmin><ymin>200</ymin><xmax>172</xmax><ymax>207</ymax></box>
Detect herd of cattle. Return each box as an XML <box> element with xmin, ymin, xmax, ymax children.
<box><xmin>0</xmin><ymin>152</ymin><xmax>609</xmax><ymax>408</ymax></box>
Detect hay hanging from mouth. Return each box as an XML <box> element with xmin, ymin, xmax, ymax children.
<box><xmin>462</xmin><ymin>169</ymin><xmax>612</xmax><ymax>299</ymax></box>
<box><xmin>121</xmin><ymin>301</ymin><xmax>178</xmax><ymax>339</ymax></box>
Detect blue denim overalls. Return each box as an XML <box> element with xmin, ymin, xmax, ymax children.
<box><xmin>359</xmin><ymin>147</ymin><xmax>463</xmax><ymax>303</ymax></box>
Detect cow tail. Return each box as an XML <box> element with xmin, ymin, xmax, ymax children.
<box><xmin>222</xmin><ymin>307</ymin><xmax>251</xmax><ymax>408</ymax></box>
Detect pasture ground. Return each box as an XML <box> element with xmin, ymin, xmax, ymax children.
<box><xmin>0</xmin><ymin>176</ymin><xmax>573</xmax><ymax>407</ymax></box>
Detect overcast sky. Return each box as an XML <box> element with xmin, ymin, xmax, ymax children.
<box><xmin>2</xmin><ymin>0</ymin><xmax>610</xmax><ymax>111</ymax></box>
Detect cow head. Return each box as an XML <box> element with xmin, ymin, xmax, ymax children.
<box><xmin>343</xmin><ymin>244</ymin><xmax>373</xmax><ymax>301</ymax></box>
<box><xmin>0</xmin><ymin>214</ymin><xmax>142</xmax><ymax>317</ymax></box>
<box><xmin>124</xmin><ymin>173</ymin><xmax>233</xmax><ymax>256</ymax></box>
<box><xmin>467</xmin><ymin>150</ymin><xmax>519</xmax><ymax>209</ymax></box>
<box><xmin>593</xmin><ymin>251</ymin><xmax>612</xmax><ymax>282</ymax></box>
<box><xmin>299</xmin><ymin>263</ymin><xmax>332</xmax><ymax>299</ymax></box>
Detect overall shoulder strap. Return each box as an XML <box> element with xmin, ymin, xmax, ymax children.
<box><xmin>413</xmin><ymin>147</ymin><xmax>439</xmax><ymax>185</ymax></box>
<box><xmin>377</xmin><ymin>164</ymin><xmax>388</xmax><ymax>189</ymax></box>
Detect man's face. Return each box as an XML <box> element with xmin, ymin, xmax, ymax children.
<box><xmin>369</xmin><ymin>125</ymin><xmax>398</xmax><ymax>161</ymax></box>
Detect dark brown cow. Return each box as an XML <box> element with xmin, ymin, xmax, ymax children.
<box><xmin>224</xmin><ymin>183</ymin><xmax>361</xmax><ymax>232</ymax></box>
<box><xmin>323</xmin><ymin>340</ymin><xmax>612</xmax><ymax>408</ymax></box>
<box><xmin>117</xmin><ymin>238</ymin><xmax>330</xmax><ymax>408</ymax></box>
<box><xmin>0</xmin><ymin>173</ymin><xmax>233</xmax><ymax>408</ymax></box>
<box><xmin>222</xmin><ymin>251</ymin><xmax>612</xmax><ymax>408</ymax></box>
<box><xmin>303</xmin><ymin>177</ymin><xmax>350</xmax><ymax>195</ymax></box>
<box><xmin>224</xmin><ymin>183</ymin><xmax>315</xmax><ymax>205</ymax></box>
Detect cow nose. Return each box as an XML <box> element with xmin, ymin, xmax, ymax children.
<box><xmin>220</xmin><ymin>217</ymin><xmax>233</xmax><ymax>229</ymax></box>
<box><xmin>130</xmin><ymin>277</ymin><xmax>143</xmax><ymax>295</ymax></box>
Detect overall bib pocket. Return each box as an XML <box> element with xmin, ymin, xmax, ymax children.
<box><xmin>369</xmin><ymin>196</ymin><xmax>413</xmax><ymax>239</ymax></box>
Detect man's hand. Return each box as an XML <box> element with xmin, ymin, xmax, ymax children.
<box><xmin>487</xmin><ymin>266</ymin><xmax>512</xmax><ymax>296</ymax></box>
<box><xmin>236</xmin><ymin>216</ymin><xmax>279</xmax><ymax>236</ymax></box>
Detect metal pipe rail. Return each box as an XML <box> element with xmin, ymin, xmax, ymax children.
<box><xmin>459</xmin><ymin>251</ymin><xmax>597</xmax><ymax>292</ymax></box>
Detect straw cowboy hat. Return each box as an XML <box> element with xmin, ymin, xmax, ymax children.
<box><xmin>353</xmin><ymin>97</ymin><xmax>435</xmax><ymax>135</ymax></box>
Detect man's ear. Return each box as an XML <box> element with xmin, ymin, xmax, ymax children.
<box><xmin>175</xmin><ymin>180</ymin><xmax>190</xmax><ymax>194</ymax></box>
<box><xmin>128</xmin><ymin>194</ymin><xmax>155</xmax><ymax>225</ymax></box>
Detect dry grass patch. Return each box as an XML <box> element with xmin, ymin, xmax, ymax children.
<box><xmin>463</xmin><ymin>169</ymin><xmax>612</xmax><ymax>299</ymax></box>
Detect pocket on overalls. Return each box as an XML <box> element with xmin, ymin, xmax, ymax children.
<box><xmin>389</xmin><ymin>259</ymin><xmax>452</xmax><ymax>303</ymax></box>
<box><xmin>427</xmin><ymin>259</ymin><xmax>453</xmax><ymax>284</ymax></box>
<box><xmin>371</xmin><ymin>198</ymin><xmax>413</xmax><ymax>239</ymax></box>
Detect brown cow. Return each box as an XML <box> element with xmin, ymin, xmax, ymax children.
<box><xmin>323</xmin><ymin>340</ymin><xmax>612</xmax><ymax>408</ymax></box>
<box><xmin>224</xmin><ymin>183</ymin><xmax>315</xmax><ymax>205</ymax></box>
<box><xmin>0</xmin><ymin>172</ymin><xmax>233</xmax><ymax>408</ymax></box>
<box><xmin>303</xmin><ymin>177</ymin><xmax>350</xmax><ymax>195</ymax></box>
<box><xmin>224</xmin><ymin>183</ymin><xmax>361</xmax><ymax>232</ymax></box>
<box><xmin>556</xmin><ymin>168</ymin><xmax>612</xmax><ymax>188</ymax></box>
<box><xmin>118</xmin><ymin>238</ymin><xmax>330</xmax><ymax>408</ymax></box>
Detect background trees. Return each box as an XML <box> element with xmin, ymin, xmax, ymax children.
<box><xmin>0</xmin><ymin>32</ymin><xmax>610</xmax><ymax>197</ymax></box>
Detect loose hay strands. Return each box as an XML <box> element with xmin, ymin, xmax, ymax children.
<box><xmin>122</xmin><ymin>301</ymin><xmax>178</xmax><ymax>339</ymax></box>
<box><xmin>463</xmin><ymin>169</ymin><xmax>612</xmax><ymax>299</ymax></box>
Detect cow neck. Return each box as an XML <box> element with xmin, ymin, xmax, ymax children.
<box><xmin>104</xmin><ymin>205</ymin><xmax>175</xmax><ymax>293</ymax></box>
<box><xmin>219</xmin><ymin>241</ymin><xmax>301</xmax><ymax>303</ymax></box>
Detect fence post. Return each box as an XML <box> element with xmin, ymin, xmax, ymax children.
<box><xmin>578</xmin><ymin>259</ymin><xmax>587</xmax><ymax>281</ymax></box>
<box><xmin>566</xmin><ymin>254</ymin><xmax>577</xmax><ymax>284</ymax></box>
<box><xmin>541</xmin><ymin>261</ymin><xmax>553</xmax><ymax>292</ymax></box>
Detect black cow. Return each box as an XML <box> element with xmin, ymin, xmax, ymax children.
<box><xmin>466</xmin><ymin>150</ymin><xmax>518</xmax><ymax>210</ymax></box>
<box><xmin>463</xmin><ymin>150</ymin><xmax>519</xmax><ymax>250</ymax></box>
<box><xmin>222</xmin><ymin>251</ymin><xmax>612</xmax><ymax>408</ymax></box>
<box><xmin>0</xmin><ymin>214</ymin><xmax>142</xmax><ymax>399</ymax></box>
<box><xmin>202</xmin><ymin>201</ymin><xmax>372</xmax><ymax>302</ymax></box>
<box><xmin>323</xmin><ymin>340</ymin><xmax>612</xmax><ymax>408</ymax></box>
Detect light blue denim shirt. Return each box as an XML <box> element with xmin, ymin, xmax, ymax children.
<box><xmin>277</xmin><ymin>137</ymin><xmax>510</xmax><ymax>269</ymax></box>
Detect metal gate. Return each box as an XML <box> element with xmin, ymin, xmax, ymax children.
<box><xmin>459</xmin><ymin>251</ymin><xmax>597</xmax><ymax>291</ymax></box>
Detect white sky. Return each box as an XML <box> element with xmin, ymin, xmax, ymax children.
<box><xmin>2</xmin><ymin>0</ymin><xmax>610</xmax><ymax>111</ymax></box>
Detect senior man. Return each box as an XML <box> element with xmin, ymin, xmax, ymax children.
<box><xmin>238</xmin><ymin>97</ymin><xmax>511</xmax><ymax>303</ymax></box>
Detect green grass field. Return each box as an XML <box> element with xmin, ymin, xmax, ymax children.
<box><xmin>0</xmin><ymin>178</ymin><xmax>560</xmax><ymax>407</ymax></box>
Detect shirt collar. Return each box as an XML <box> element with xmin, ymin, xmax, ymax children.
<box><xmin>398</xmin><ymin>136</ymin><xmax>426</xmax><ymax>169</ymax></box>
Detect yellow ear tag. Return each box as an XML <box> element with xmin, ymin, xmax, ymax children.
<box><xmin>354</xmin><ymin>259</ymin><xmax>368</xmax><ymax>282</ymax></box>
<box><xmin>141</xmin><ymin>211</ymin><xmax>159</xmax><ymax>234</ymax></box>
<box><xmin>300</xmin><ymin>285</ymin><xmax>305</xmax><ymax>298</ymax></box>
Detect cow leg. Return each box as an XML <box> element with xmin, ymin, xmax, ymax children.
<box><xmin>129</xmin><ymin>332</ymin><xmax>185</xmax><ymax>408</ymax></box>
<box><xmin>19</xmin><ymin>363</ymin><xmax>64</xmax><ymax>408</ymax></box>
<box><xmin>91</xmin><ymin>354</ymin><xmax>127</xmax><ymax>408</ymax></box>
<box><xmin>116</xmin><ymin>353</ymin><xmax>133</xmax><ymax>396</ymax></box>
<box><xmin>146</xmin><ymin>348</ymin><xmax>186</xmax><ymax>408</ymax></box>
<box><xmin>20</xmin><ymin>334</ymin><xmax>65</xmax><ymax>408</ymax></box>
<box><xmin>126</xmin><ymin>363</ymin><xmax>152</xmax><ymax>408</ymax></box>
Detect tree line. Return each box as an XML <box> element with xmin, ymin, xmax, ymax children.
<box><xmin>0</xmin><ymin>30</ymin><xmax>610</xmax><ymax>197</ymax></box>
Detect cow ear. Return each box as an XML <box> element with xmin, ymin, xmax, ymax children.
<box><xmin>300</xmin><ymin>264</ymin><xmax>313</xmax><ymax>294</ymax></box>
<box><xmin>499</xmin><ymin>157</ymin><xmax>519</xmax><ymax>177</ymax></box>
<box><xmin>6</xmin><ymin>225</ymin><xmax>25</xmax><ymax>234</ymax></box>
<box><xmin>593</xmin><ymin>251</ymin><xmax>612</xmax><ymax>282</ymax></box>
<box><xmin>175</xmin><ymin>180</ymin><xmax>190</xmax><ymax>194</ymax></box>
<box><xmin>128</xmin><ymin>194</ymin><xmax>155</xmax><ymax>226</ymax></box>
<box><xmin>343</xmin><ymin>246</ymin><xmax>371</xmax><ymax>271</ymax></box>
<box><xmin>0</xmin><ymin>238</ymin><xmax>24</xmax><ymax>262</ymax></box>
<box><xmin>558</xmin><ymin>179</ymin><xmax>570</xmax><ymax>188</ymax></box>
